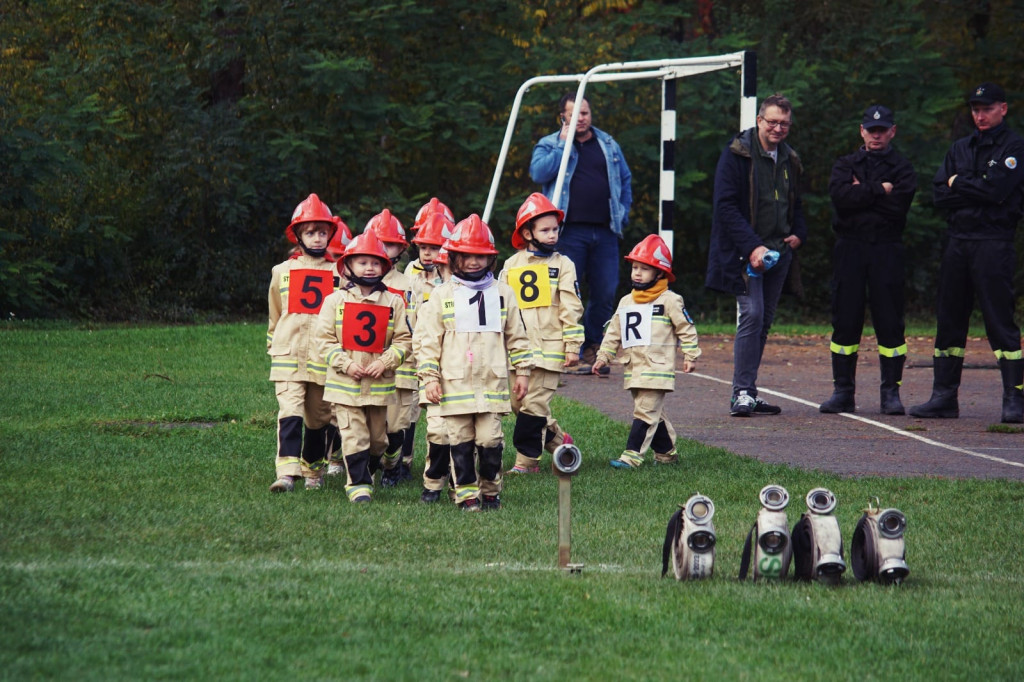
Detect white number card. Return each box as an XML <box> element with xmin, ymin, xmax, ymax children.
<box><xmin>454</xmin><ymin>285</ymin><xmax>501</xmax><ymax>332</ymax></box>
<box><xmin>619</xmin><ymin>304</ymin><xmax>653</xmax><ymax>348</ymax></box>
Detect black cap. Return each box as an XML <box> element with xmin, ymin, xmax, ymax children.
<box><xmin>862</xmin><ymin>105</ymin><xmax>895</xmax><ymax>129</ymax></box>
<box><xmin>968</xmin><ymin>83</ymin><xmax>1006</xmax><ymax>104</ymax></box>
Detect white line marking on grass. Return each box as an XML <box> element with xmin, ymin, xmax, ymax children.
<box><xmin>688</xmin><ymin>371</ymin><xmax>1024</xmax><ymax>470</ymax></box>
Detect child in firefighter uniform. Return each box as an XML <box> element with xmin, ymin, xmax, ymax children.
<box><xmin>414</xmin><ymin>215</ymin><xmax>534</xmax><ymax>511</ymax></box>
<box><xmin>266</xmin><ymin>194</ymin><xmax>342</xmax><ymax>493</ymax></box>
<box><xmin>499</xmin><ymin>192</ymin><xmax>584</xmax><ymax>474</ymax></box>
<box><xmin>592</xmin><ymin>234</ymin><xmax>701</xmax><ymax>468</ymax></box>
<box><xmin>406</xmin><ymin>208</ymin><xmax>457</xmax><ymax>502</ymax></box>
<box><xmin>364</xmin><ymin>209</ymin><xmax>417</xmax><ymax>486</ymax></box>
<box><xmin>315</xmin><ymin>231</ymin><xmax>412</xmax><ymax>503</ymax></box>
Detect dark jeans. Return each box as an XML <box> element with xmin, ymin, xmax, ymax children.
<box><xmin>557</xmin><ymin>223</ymin><xmax>620</xmax><ymax>349</ymax></box>
<box><xmin>733</xmin><ymin>249</ymin><xmax>792</xmax><ymax>397</ymax></box>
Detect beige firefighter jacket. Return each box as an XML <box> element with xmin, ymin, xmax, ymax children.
<box><xmin>414</xmin><ymin>277</ymin><xmax>534</xmax><ymax>416</ymax></box>
<box><xmin>596</xmin><ymin>288</ymin><xmax>701</xmax><ymax>391</ymax></box>
<box><xmin>498</xmin><ymin>251</ymin><xmax>584</xmax><ymax>372</ymax></box>
<box><xmin>267</xmin><ymin>254</ymin><xmax>340</xmax><ymax>384</ymax></box>
<box><xmin>382</xmin><ymin>268</ymin><xmax>416</xmax><ymax>390</ymax></box>
<box><xmin>315</xmin><ymin>281</ymin><xmax>412</xmax><ymax>407</ymax></box>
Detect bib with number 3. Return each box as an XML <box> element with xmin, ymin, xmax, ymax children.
<box><xmin>619</xmin><ymin>304</ymin><xmax>653</xmax><ymax>348</ymax></box>
<box><xmin>341</xmin><ymin>302</ymin><xmax>390</xmax><ymax>353</ymax></box>
<box><xmin>508</xmin><ymin>264</ymin><xmax>552</xmax><ymax>309</ymax></box>
<box><xmin>454</xmin><ymin>286</ymin><xmax>501</xmax><ymax>332</ymax></box>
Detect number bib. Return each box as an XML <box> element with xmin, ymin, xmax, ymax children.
<box><xmin>341</xmin><ymin>302</ymin><xmax>390</xmax><ymax>353</ymax></box>
<box><xmin>287</xmin><ymin>269</ymin><xmax>334</xmax><ymax>314</ymax></box>
<box><xmin>619</xmin><ymin>304</ymin><xmax>653</xmax><ymax>349</ymax></box>
<box><xmin>508</xmin><ymin>264</ymin><xmax>552</xmax><ymax>309</ymax></box>
<box><xmin>453</xmin><ymin>286</ymin><xmax>501</xmax><ymax>332</ymax></box>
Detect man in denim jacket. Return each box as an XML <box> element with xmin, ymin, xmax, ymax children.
<box><xmin>530</xmin><ymin>93</ymin><xmax>632</xmax><ymax>373</ymax></box>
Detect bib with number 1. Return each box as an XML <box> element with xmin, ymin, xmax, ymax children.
<box><xmin>453</xmin><ymin>285</ymin><xmax>501</xmax><ymax>332</ymax></box>
<box><xmin>341</xmin><ymin>302</ymin><xmax>390</xmax><ymax>353</ymax></box>
<box><xmin>619</xmin><ymin>304</ymin><xmax>653</xmax><ymax>348</ymax></box>
<box><xmin>508</xmin><ymin>264</ymin><xmax>552</xmax><ymax>309</ymax></box>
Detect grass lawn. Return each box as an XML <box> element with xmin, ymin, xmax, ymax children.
<box><xmin>1</xmin><ymin>322</ymin><xmax>1022</xmax><ymax>680</ymax></box>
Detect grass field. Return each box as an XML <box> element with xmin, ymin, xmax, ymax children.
<box><xmin>2</xmin><ymin>322</ymin><xmax>1023</xmax><ymax>680</ymax></box>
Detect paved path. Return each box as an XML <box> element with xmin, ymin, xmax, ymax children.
<box><xmin>557</xmin><ymin>335</ymin><xmax>1024</xmax><ymax>481</ymax></box>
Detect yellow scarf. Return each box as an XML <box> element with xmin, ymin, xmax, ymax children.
<box><xmin>631</xmin><ymin>277</ymin><xmax>668</xmax><ymax>304</ymax></box>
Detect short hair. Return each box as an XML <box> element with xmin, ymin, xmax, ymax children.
<box><xmin>758</xmin><ymin>93</ymin><xmax>793</xmax><ymax>118</ymax></box>
<box><xmin>558</xmin><ymin>92</ymin><xmax>590</xmax><ymax>114</ymax></box>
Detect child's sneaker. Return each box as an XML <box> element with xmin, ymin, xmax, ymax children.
<box><xmin>269</xmin><ymin>476</ymin><xmax>296</xmax><ymax>493</ymax></box>
<box><xmin>326</xmin><ymin>462</ymin><xmax>344</xmax><ymax>476</ymax></box>
<box><xmin>458</xmin><ymin>499</ymin><xmax>481</xmax><ymax>512</ymax></box>
<box><xmin>610</xmin><ymin>450</ymin><xmax>643</xmax><ymax>469</ymax></box>
<box><xmin>304</xmin><ymin>476</ymin><xmax>324</xmax><ymax>490</ymax></box>
<box><xmin>507</xmin><ymin>463</ymin><xmax>540</xmax><ymax>474</ymax></box>
<box><xmin>380</xmin><ymin>467</ymin><xmax>402</xmax><ymax>487</ymax></box>
<box><xmin>654</xmin><ymin>450</ymin><xmax>679</xmax><ymax>465</ymax></box>
<box><xmin>481</xmin><ymin>494</ymin><xmax>501</xmax><ymax>510</ymax></box>
<box><xmin>421</xmin><ymin>488</ymin><xmax>442</xmax><ymax>503</ymax></box>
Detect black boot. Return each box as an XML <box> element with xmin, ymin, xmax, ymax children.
<box><xmin>999</xmin><ymin>358</ymin><xmax>1024</xmax><ymax>424</ymax></box>
<box><xmin>909</xmin><ymin>356</ymin><xmax>963</xmax><ymax>418</ymax></box>
<box><xmin>819</xmin><ymin>352</ymin><xmax>857</xmax><ymax>413</ymax></box>
<box><xmin>879</xmin><ymin>355</ymin><xmax>906</xmax><ymax>415</ymax></box>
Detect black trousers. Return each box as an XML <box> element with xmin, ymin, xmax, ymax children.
<box><xmin>935</xmin><ymin>237</ymin><xmax>1020</xmax><ymax>354</ymax></box>
<box><xmin>829</xmin><ymin>238</ymin><xmax>905</xmax><ymax>352</ymax></box>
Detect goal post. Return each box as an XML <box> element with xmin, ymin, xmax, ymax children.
<box><xmin>482</xmin><ymin>51</ymin><xmax>757</xmax><ymax>257</ymax></box>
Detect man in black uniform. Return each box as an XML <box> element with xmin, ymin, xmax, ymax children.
<box><xmin>820</xmin><ymin>105</ymin><xmax>917</xmax><ymax>414</ymax></box>
<box><xmin>911</xmin><ymin>83</ymin><xmax>1024</xmax><ymax>423</ymax></box>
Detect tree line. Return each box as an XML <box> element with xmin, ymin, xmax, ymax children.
<box><xmin>2</xmin><ymin>0</ymin><xmax>1022</xmax><ymax>322</ymax></box>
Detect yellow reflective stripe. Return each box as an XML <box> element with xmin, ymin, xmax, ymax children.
<box><xmin>276</xmin><ymin>457</ymin><xmax>300</xmax><ymax>466</ymax></box>
<box><xmin>639</xmin><ymin>371</ymin><xmax>675</xmax><ymax>381</ymax></box>
<box><xmin>877</xmin><ymin>344</ymin><xmax>908</xmax><ymax>358</ymax></box>
<box><xmin>509</xmin><ymin>349</ymin><xmax>532</xmax><ymax>365</ymax></box>
<box><xmin>618</xmin><ymin>450</ymin><xmax>643</xmax><ymax>466</ymax></box>
<box><xmin>537</xmin><ymin>350</ymin><xmax>566</xmax><ymax>362</ymax></box>
<box><xmin>563</xmin><ymin>325</ymin><xmax>584</xmax><ymax>340</ymax></box>
<box><xmin>306</xmin><ymin>360</ymin><xmax>328</xmax><ymax>375</ymax></box>
<box><xmin>995</xmin><ymin>349</ymin><xmax>1023</xmax><ymax>360</ymax></box>
<box><xmin>271</xmin><ymin>359</ymin><xmax>299</xmax><ymax>370</ymax></box>
<box><xmin>326</xmin><ymin>347</ymin><xmax>343</xmax><ymax>366</ymax></box>
<box><xmin>418</xmin><ymin>361</ymin><xmax>439</xmax><ymax>372</ymax></box>
<box><xmin>679</xmin><ymin>343</ymin><xmax>699</xmax><ymax>352</ymax></box>
<box><xmin>396</xmin><ymin>368</ymin><xmax>417</xmax><ymax>379</ymax></box>
<box><xmin>346</xmin><ymin>484</ymin><xmax>372</xmax><ymax>501</ymax></box>
<box><xmin>455</xmin><ymin>487</ymin><xmax>479</xmax><ymax>503</ymax></box>
<box><xmin>440</xmin><ymin>392</ymin><xmax>475</xmax><ymax>406</ymax></box>
<box><xmin>829</xmin><ymin>342</ymin><xmax>859</xmax><ymax>355</ymax></box>
<box><xmin>934</xmin><ymin>347</ymin><xmax>965</xmax><ymax>358</ymax></box>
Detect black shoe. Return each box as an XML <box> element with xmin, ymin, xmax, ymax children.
<box><xmin>752</xmin><ymin>396</ymin><xmax>782</xmax><ymax>414</ymax></box>
<box><xmin>481</xmin><ymin>494</ymin><xmax>501</xmax><ymax>510</ymax></box>
<box><xmin>399</xmin><ymin>461</ymin><xmax>414</xmax><ymax>481</ymax></box>
<box><xmin>380</xmin><ymin>467</ymin><xmax>402</xmax><ymax>487</ymax></box>
<box><xmin>420</xmin><ymin>488</ymin><xmax>442</xmax><ymax>503</ymax></box>
<box><xmin>458</xmin><ymin>499</ymin><xmax>481</xmax><ymax>512</ymax></box>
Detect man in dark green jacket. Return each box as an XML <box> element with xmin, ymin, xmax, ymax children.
<box><xmin>706</xmin><ymin>93</ymin><xmax>808</xmax><ymax>417</ymax></box>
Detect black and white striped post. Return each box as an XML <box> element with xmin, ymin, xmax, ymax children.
<box><xmin>658</xmin><ymin>77</ymin><xmax>676</xmax><ymax>256</ymax></box>
<box><xmin>741</xmin><ymin>50</ymin><xmax>757</xmax><ymax>130</ymax></box>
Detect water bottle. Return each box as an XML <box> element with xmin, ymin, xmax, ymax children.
<box><xmin>747</xmin><ymin>250</ymin><xmax>779</xmax><ymax>279</ymax></box>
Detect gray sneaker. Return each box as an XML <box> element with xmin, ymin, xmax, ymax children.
<box><xmin>730</xmin><ymin>392</ymin><xmax>755</xmax><ymax>417</ymax></box>
<box><xmin>269</xmin><ymin>476</ymin><xmax>295</xmax><ymax>493</ymax></box>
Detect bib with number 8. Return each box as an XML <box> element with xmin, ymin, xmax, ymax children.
<box><xmin>508</xmin><ymin>264</ymin><xmax>552</xmax><ymax>309</ymax></box>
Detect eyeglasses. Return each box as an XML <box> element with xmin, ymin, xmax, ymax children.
<box><xmin>761</xmin><ymin>119</ymin><xmax>792</xmax><ymax>130</ymax></box>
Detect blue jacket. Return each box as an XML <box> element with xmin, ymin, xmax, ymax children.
<box><xmin>529</xmin><ymin>126</ymin><xmax>632</xmax><ymax>237</ymax></box>
<box><xmin>705</xmin><ymin>127</ymin><xmax>807</xmax><ymax>295</ymax></box>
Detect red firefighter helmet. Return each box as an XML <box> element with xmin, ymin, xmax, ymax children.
<box><xmin>625</xmin><ymin>234</ymin><xmax>675</xmax><ymax>282</ymax></box>
<box><xmin>447</xmin><ymin>214</ymin><xmax>498</xmax><ymax>255</ymax></box>
<box><xmin>285</xmin><ymin>193</ymin><xmax>336</xmax><ymax>244</ymax></box>
<box><xmin>435</xmin><ymin>244</ymin><xmax>450</xmax><ymax>265</ymax></box>
<box><xmin>412</xmin><ymin>197</ymin><xmax>455</xmax><ymax>231</ymax></box>
<box><xmin>412</xmin><ymin>212</ymin><xmax>454</xmax><ymax>247</ymax></box>
<box><xmin>512</xmin><ymin>193</ymin><xmax>564</xmax><ymax>250</ymax></box>
<box><xmin>364</xmin><ymin>209</ymin><xmax>409</xmax><ymax>247</ymax></box>
<box><xmin>343</xmin><ymin>231</ymin><xmax>393</xmax><ymax>275</ymax></box>
<box><xmin>326</xmin><ymin>216</ymin><xmax>353</xmax><ymax>261</ymax></box>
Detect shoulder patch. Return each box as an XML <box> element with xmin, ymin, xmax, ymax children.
<box><xmin>1006</xmin><ymin>156</ymin><xmax>1018</xmax><ymax>170</ymax></box>
<box><xmin>683</xmin><ymin>308</ymin><xmax>694</xmax><ymax>324</ymax></box>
